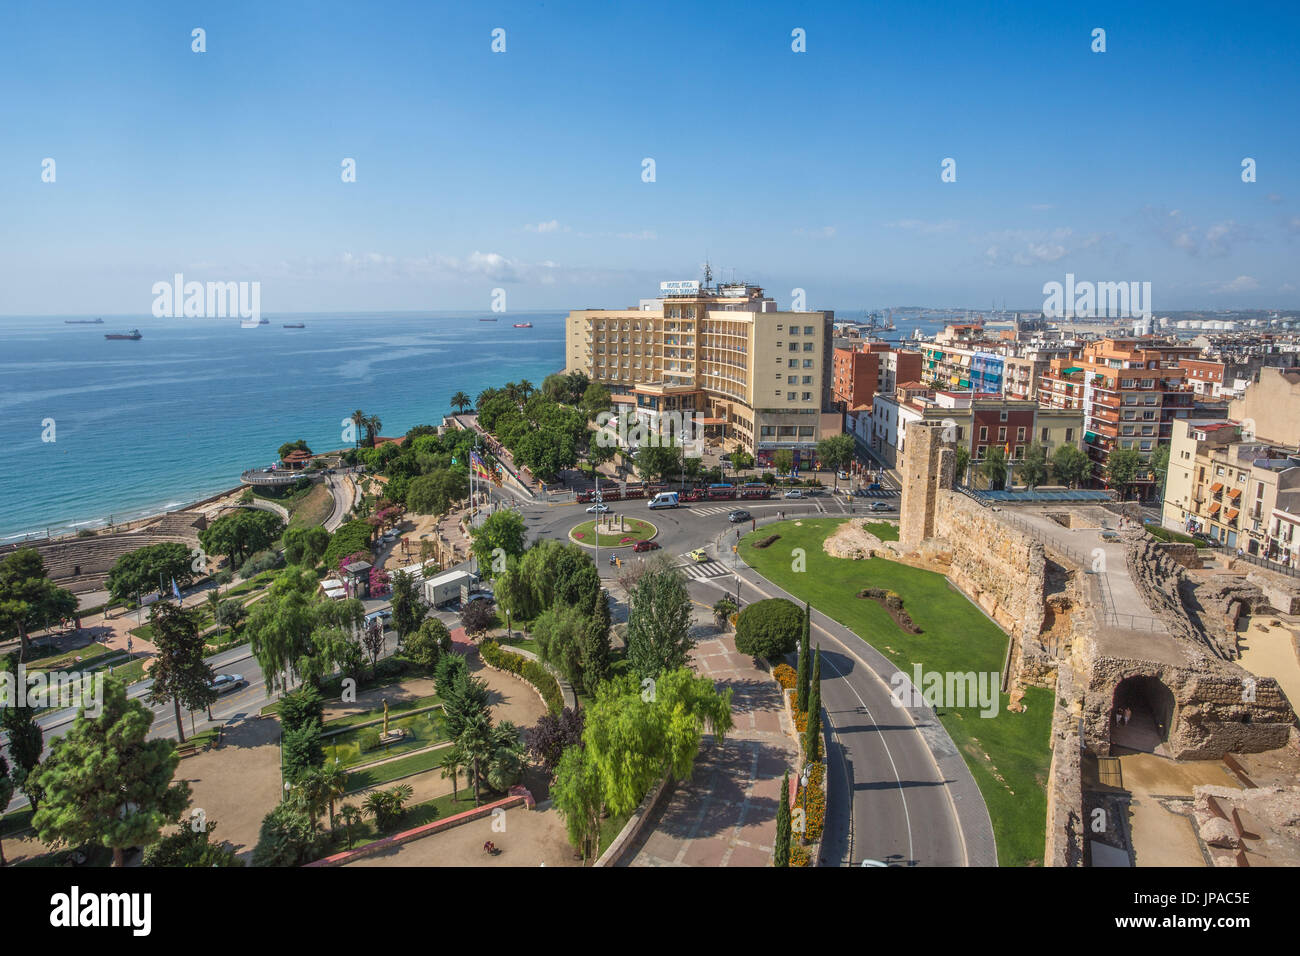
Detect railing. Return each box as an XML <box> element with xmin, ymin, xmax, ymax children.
<box><xmin>1218</xmin><ymin>547</ymin><xmax>1299</xmax><ymax>578</ymax></box>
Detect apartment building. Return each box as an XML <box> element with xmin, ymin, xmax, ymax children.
<box><xmin>917</xmin><ymin>334</ymin><xmax>1076</xmax><ymax>402</ymax></box>
<box><xmin>1228</xmin><ymin>366</ymin><xmax>1300</xmax><ymax>447</ymax></box>
<box><xmin>1162</xmin><ymin>418</ymin><xmax>1300</xmax><ymax>554</ymax></box>
<box><xmin>1037</xmin><ymin>337</ymin><xmax>1199</xmax><ymax>493</ymax></box>
<box><xmin>868</xmin><ymin>384</ymin><xmax>1084</xmax><ymax>474</ymax></box>
<box><xmin>831</xmin><ymin>342</ymin><xmax>921</xmax><ymax>410</ymax></box>
<box><xmin>565</xmin><ymin>280</ymin><xmax>835</xmax><ymax>467</ymax></box>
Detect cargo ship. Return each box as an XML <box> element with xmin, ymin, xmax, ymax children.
<box><xmin>283</xmin><ymin>323</ymin><xmax>305</xmax><ymax>328</ymax></box>
<box><xmin>512</xmin><ymin>322</ymin><xmax>533</xmax><ymax>328</ymax></box>
<box><xmin>105</xmin><ymin>329</ymin><xmax>142</xmax><ymax>340</ymax></box>
<box><xmin>478</xmin><ymin>317</ymin><xmax>498</xmax><ymax>322</ymax></box>
<box><xmin>66</xmin><ymin>318</ymin><xmax>104</xmax><ymax>324</ymax></box>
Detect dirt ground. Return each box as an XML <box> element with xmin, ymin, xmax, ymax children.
<box><xmin>344</xmin><ymin>803</ymin><xmax>581</xmax><ymax>867</ymax></box>
<box><xmin>1235</xmin><ymin>615</ymin><xmax>1300</xmax><ymax>711</ymax></box>
<box><xmin>1116</xmin><ymin>753</ymin><xmax>1242</xmax><ymax>867</ymax></box>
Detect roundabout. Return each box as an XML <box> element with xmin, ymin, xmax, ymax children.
<box><xmin>568</xmin><ymin>515</ymin><xmax>658</xmax><ymax>548</ymax></box>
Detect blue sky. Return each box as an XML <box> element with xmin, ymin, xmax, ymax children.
<box><xmin>2</xmin><ymin>0</ymin><xmax>1298</xmax><ymax>315</ymax></box>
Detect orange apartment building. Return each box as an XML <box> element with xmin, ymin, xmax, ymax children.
<box><xmin>831</xmin><ymin>343</ymin><xmax>922</xmax><ymax>411</ymax></box>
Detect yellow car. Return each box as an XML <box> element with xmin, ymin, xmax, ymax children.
<box><xmin>689</xmin><ymin>548</ymin><xmax>709</xmax><ymax>563</ymax></box>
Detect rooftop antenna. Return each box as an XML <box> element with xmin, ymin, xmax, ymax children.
<box><xmin>702</xmin><ymin>259</ymin><xmax>713</xmax><ymax>289</ymax></box>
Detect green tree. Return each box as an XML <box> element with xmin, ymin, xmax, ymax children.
<box><xmin>406</xmin><ymin>469</ymin><xmax>469</xmax><ymax>516</ymax></box>
<box><xmin>0</xmin><ymin>754</ymin><xmax>13</xmax><ymax>866</ymax></box>
<box><xmin>405</xmin><ymin>617</ymin><xmax>452</xmax><ymax>672</ymax></box>
<box><xmin>470</xmin><ymin>509</ymin><xmax>527</xmax><ymax>578</ymax></box>
<box><xmin>734</xmin><ymin>598</ymin><xmax>803</xmax><ymax>659</ymax></box>
<box><xmin>337</xmin><ymin>804</ymin><xmax>364</xmax><ymax>848</ymax></box>
<box><xmin>0</xmin><ymin>549</ymin><xmax>78</xmax><ymax>659</ymax></box>
<box><xmin>1</xmin><ymin>652</ymin><xmax>45</xmax><ymax>811</ymax></box>
<box><xmin>773</xmin><ymin>449</ymin><xmax>795</xmax><ymax>476</ymax></box>
<box><xmin>804</xmin><ymin>648</ymin><xmax>822</xmax><ymax>761</ymax></box>
<box><xmin>214</xmin><ymin>599</ymin><xmax>247</xmax><ymax>643</ymax></box>
<box><xmin>251</xmin><ymin>802</ymin><xmax>325</xmax><ymax>866</ymax></box>
<box><xmin>954</xmin><ymin>445</ymin><xmax>971</xmax><ymax>485</ymax></box>
<box><xmin>1106</xmin><ymin>447</ymin><xmax>1142</xmax><ymax>499</ymax></box>
<box><xmin>634</xmin><ymin>444</ymin><xmax>681</xmax><ymax>482</ymax></box>
<box><xmin>551</xmin><ymin>744</ymin><xmax>603</xmax><ymax>860</ymax></box>
<box><xmin>282</xmin><ymin>721</ymin><xmax>325</xmax><ymax>783</ymax></box>
<box><xmin>796</xmin><ymin>604</ymin><xmax>811</xmax><ymax>712</ymax></box>
<box><xmin>580</xmin><ymin>669</ymin><xmax>733</xmax><ymax>816</ymax></box>
<box><xmin>144</xmin><ymin>815</ymin><xmax>243</xmax><ymax>867</ymax></box>
<box><xmin>1051</xmin><ymin>444</ymin><xmax>1092</xmax><ymax>488</ymax></box>
<box><xmin>1019</xmin><ymin>443</ymin><xmax>1050</xmax><ymax>490</ymax></box>
<box><xmin>449</xmin><ymin>391</ymin><xmax>472</xmax><ymax>414</ymax></box>
<box><xmin>277</xmin><ymin>439</ymin><xmax>312</xmax><ymax>460</ymax></box>
<box><xmin>31</xmin><ymin>678</ymin><xmax>191</xmax><ymax>867</ymax></box>
<box><xmin>144</xmin><ymin>602</ymin><xmax>217</xmax><ymax>743</ymax></box>
<box><xmin>105</xmin><ymin>542</ymin><xmax>199</xmax><ymax>603</ymax></box>
<box><xmin>1150</xmin><ymin>443</ymin><xmax>1171</xmax><ymax>498</ymax></box>
<box><xmin>712</xmin><ymin>597</ymin><xmax>738</xmax><ymax>630</ymax></box>
<box><xmin>362</xmin><ymin>783</ymin><xmax>414</xmax><ymax>830</ymax></box>
<box><xmin>817</xmin><ymin>434</ymin><xmax>856</xmax><ymax>490</ymax></box>
<box><xmin>388</xmin><ymin>570</ymin><xmax>426</xmax><ymax>641</ymax></box>
<box><xmin>774</xmin><ymin>769</ymin><xmax>792</xmax><ymax>867</ymax></box>
<box><xmin>979</xmin><ymin>445</ymin><xmax>1008</xmax><ymax>490</ymax></box>
<box><xmin>199</xmin><ymin>510</ymin><xmax>285</xmax><ymax>570</ymax></box>
<box><xmin>283</xmin><ymin>526</ymin><xmax>330</xmax><ymax>566</ymax></box>
<box><xmin>625</xmin><ymin>559</ymin><xmax>694</xmax><ymax>679</ymax></box>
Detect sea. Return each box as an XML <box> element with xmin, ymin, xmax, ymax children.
<box><xmin>0</xmin><ymin>312</ymin><xmax>568</xmax><ymax>542</ymax></box>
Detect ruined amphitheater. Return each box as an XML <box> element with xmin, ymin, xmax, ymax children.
<box><xmin>892</xmin><ymin>420</ymin><xmax>1300</xmax><ymax>867</ymax></box>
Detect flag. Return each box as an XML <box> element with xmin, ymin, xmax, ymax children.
<box><xmin>171</xmin><ymin>577</ymin><xmax>182</xmax><ymax>602</ymax></box>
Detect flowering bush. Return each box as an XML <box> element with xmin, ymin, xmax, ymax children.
<box><xmin>788</xmin><ymin>690</ymin><xmax>808</xmax><ymax>733</ymax></box>
<box><xmin>773</xmin><ymin>663</ymin><xmax>797</xmax><ymax>690</ymax></box>
<box><xmin>795</xmin><ymin>761</ymin><xmax>825</xmax><ymax>844</ymax></box>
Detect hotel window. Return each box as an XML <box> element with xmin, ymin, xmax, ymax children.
<box><xmin>788</xmin><ymin>392</ymin><xmax>797</xmax><ymax>400</ymax></box>
<box><xmin>799</xmin><ymin>426</ymin><xmax>815</xmax><ymax>437</ymax></box>
<box><xmin>802</xmin><ymin>392</ymin><xmax>812</xmax><ymax>401</ymax></box>
<box><xmin>789</xmin><ymin>359</ymin><xmax>798</xmax><ymax>368</ymax></box>
<box><xmin>803</xmin><ymin>359</ymin><xmax>813</xmax><ymax>368</ymax></box>
<box><xmin>789</xmin><ymin>343</ymin><xmax>798</xmax><ymax>353</ymax></box>
<box><xmin>803</xmin><ymin>342</ymin><xmax>814</xmax><ymax>352</ymax></box>
<box><xmin>790</xmin><ymin>327</ymin><xmax>799</xmax><ymax>335</ymax></box>
<box><xmin>788</xmin><ymin>375</ymin><xmax>798</xmax><ymax>384</ymax></box>
<box><xmin>804</xmin><ymin>326</ymin><xmax>814</xmax><ymax>335</ymax></box>
<box><xmin>802</xmin><ymin>376</ymin><xmax>812</xmax><ymax>384</ymax></box>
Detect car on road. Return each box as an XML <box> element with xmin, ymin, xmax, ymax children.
<box><xmin>837</xmin><ymin>471</ymin><xmax>850</xmax><ymax>480</ymax></box>
<box><xmin>633</xmin><ymin>540</ymin><xmax>660</xmax><ymax>552</ymax></box>
<box><xmin>365</xmin><ymin>609</ymin><xmax>393</xmax><ymax>626</ymax></box>
<box><xmin>727</xmin><ymin>509</ymin><xmax>752</xmax><ymax>523</ymax></box>
<box><xmin>868</xmin><ymin>502</ymin><xmax>894</xmax><ymax>512</ymax></box>
<box><xmin>783</xmin><ymin>489</ymin><xmax>803</xmax><ymax>498</ymax></box>
<box><xmin>586</xmin><ymin>503</ymin><xmax>610</xmax><ymax>513</ymax></box>
<box><xmin>209</xmin><ymin>674</ymin><xmax>246</xmax><ymax>695</ymax></box>
<box><xmin>688</xmin><ymin>548</ymin><xmax>709</xmax><ymax>562</ymax></box>
<box><xmin>868</xmin><ymin>482</ymin><xmax>882</xmax><ymax>491</ymax></box>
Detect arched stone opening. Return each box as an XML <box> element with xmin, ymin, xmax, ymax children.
<box><xmin>1109</xmin><ymin>674</ymin><xmax>1176</xmax><ymax>755</ymax></box>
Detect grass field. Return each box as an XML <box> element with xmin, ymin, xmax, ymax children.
<box><xmin>739</xmin><ymin>517</ymin><xmax>1054</xmax><ymax>867</ymax></box>
<box><xmin>569</xmin><ymin>517</ymin><xmax>657</xmax><ymax>548</ymax></box>
<box><xmin>343</xmin><ymin>743</ymin><xmax>451</xmax><ymax>792</ymax></box>
<box><xmin>324</xmin><ymin>710</ymin><xmax>449</xmax><ymax>769</ymax></box>
<box><xmin>862</xmin><ymin>520</ymin><xmax>900</xmax><ymax>541</ymax></box>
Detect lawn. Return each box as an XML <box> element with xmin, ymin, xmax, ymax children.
<box><xmin>569</xmin><ymin>517</ymin><xmax>657</xmax><ymax>548</ymax></box>
<box><xmin>323</xmin><ymin>709</ymin><xmax>449</xmax><ymax>769</ymax></box>
<box><xmin>326</xmin><ymin>787</ymin><xmax>502</xmax><ymax>854</ymax></box>
<box><xmin>343</xmin><ymin>745</ymin><xmax>451</xmax><ymax>792</ymax></box>
<box><xmin>862</xmin><ymin>520</ymin><xmax>900</xmax><ymax>541</ymax></box>
<box><xmin>739</xmin><ymin>517</ymin><xmax>1054</xmax><ymax>867</ymax></box>
<box><xmin>323</xmin><ymin>695</ymin><xmax>442</xmax><ymax>730</ymax></box>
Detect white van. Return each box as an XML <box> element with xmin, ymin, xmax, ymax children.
<box><xmin>648</xmin><ymin>492</ymin><xmax>679</xmax><ymax>509</ymax></box>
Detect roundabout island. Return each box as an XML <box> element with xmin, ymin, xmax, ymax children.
<box><xmin>568</xmin><ymin>514</ymin><xmax>658</xmax><ymax>548</ymax></box>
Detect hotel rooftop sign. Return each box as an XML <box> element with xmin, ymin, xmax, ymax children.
<box><xmin>660</xmin><ymin>280</ymin><xmax>700</xmax><ymax>295</ymax></box>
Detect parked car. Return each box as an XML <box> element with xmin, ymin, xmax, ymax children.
<box><xmin>837</xmin><ymin>470</ymin><xmax>850</xmax><ymax>480</ymax></box>
<box><xmin>365</xmin><ymin>609</ymin><xmax>393</xmax><ymax>626</ymax></box>
<box><xmin>868</xmin><ymin>501</ymin><xmax>893</xmax><ymax>512</ymax></box>
<box><xmin>689</xmin><ymin>548</ymin><xmax>710</xmax><ymax>562</ymax></box>
<box><xmin>209</xmin><ymin>674</ymin><xmax>247</xmax><ymax>695</ymax></box>
<box><xmin>633</xmin><ymin>540</ymin><xmax>660</xmax><ymax>552</ymax></box>
<box><xmin>783</xmin><ymin>489</ymin><xmax>803</xmax><ymax>499</ymax></box>
<box><xmin>727</xmin><ymin>510</ymin><xmax>752</xmax><ymax>523</ymax></box>
<box><xmin>586</xmin><ymin>503</ymin><xmax>610</xmax><ymax>514</ymax></box>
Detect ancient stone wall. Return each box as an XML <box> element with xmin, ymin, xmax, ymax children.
<box><xmin>917</xmin><ymin>490</ymin><xmax>1047</xmax><ymax>652</ymax></box>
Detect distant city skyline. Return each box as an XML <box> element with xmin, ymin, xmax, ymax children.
<box><xmin>3</xmin><ymin>0</ymin><xmax>1298</xmax><ymax>315</ymax></box>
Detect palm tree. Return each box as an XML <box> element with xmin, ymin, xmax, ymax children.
<box><xmin>365</xmin><ymin>415</ymin><xmax>383</xmax><ymax>448</ymax></box>
<box><xmin>320</xmin><ymin>761</ymin><xmax>349</xmax><ymax>830</ymax></box>
<box><xmin>453</xmin><ymin>713</ymin><xmax>495</xmax><ymax>805</ymax></box>
<box><xmin>503</xmin><ymin>382</ymin><xmax>521</xmax><ymax>404</ymax></box>
<box><xmin>476</xmin><ymin>387</ymin><xmax>498</xmax><ymax>410</ymax></box>
<box><xmin>517</xmin><ymin>379</ymin><xmax>535</xmax><ymax>401</ymax></box>
<box><xmin>440</xmin><ymin>750</ymin><xmax>463</xmax><ymax>802</ymax></box>
<box><xmin>350</xmin><ymin>410</ymin><xmax>367</xmax><ymax>449</ymax></box>
<box><xmin>450</xmin><ymin>391</ymin><xmax>472</xmax><ymax>414</ymax></box>
<box><xmin>338</xmin><ymin>804</ymin><xmax>363</xmax><ymax>848</ymax></box>
<box><xmin>290</xmin><ymin>769</ymin><xmax>332</xmax><ymax>826</ymax></box>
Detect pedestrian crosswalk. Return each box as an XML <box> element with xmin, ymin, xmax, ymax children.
<box><xmin>677</xmin><ymin>556</ymin><xmax>732</xmax><ymax>580</ymax></box>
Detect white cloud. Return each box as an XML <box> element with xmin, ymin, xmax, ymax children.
<box><xmin>1212</xmin><ymin>275</ymin><xmax>1259</xmax><ymax>293</ymax></box>
<box><xmin>886</xmin><ymin>219</ymin><xmax>958</xmax><ymax>234</ymax></box>
<box><xmin>524</xmin><ymin>219</ymin><xmax>564</xmax><ymax>233</ymax></box>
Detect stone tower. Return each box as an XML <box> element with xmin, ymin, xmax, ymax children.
<box><xmin>898</xmin><ymin>421</ymin><xmax>956</xmax><ymax>553</ymax></box>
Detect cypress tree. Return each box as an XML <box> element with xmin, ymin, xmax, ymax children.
<box><xmin>774</xmin><ymin>769</ymin><xmax>792</xmax><ymax>866</ymax></box>
<box><xmin>796</xmin><ymin>603</ymin><xmax>810</xmax><ymax>712</ymax></box>
<box><xmin>804</xmin><ymin>647</ymin><xmax>821</xmax><ymax>761</ymax></box>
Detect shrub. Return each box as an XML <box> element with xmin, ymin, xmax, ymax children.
<box><xmin>754</xmin><ymin>534</ymin><xmax>781</xmax><ymax>549</ymax></box>
<box><xmin>359</xmin><ymin>729</ymin><xmax>382</xmax><ymax>753</ymax></box>
<box><xmin>239</xmin><ymin>549</ymin><xmax>281</xmax><ymax>579</ymax></box>
<box><xmin>251</xmin><ymin>804</ymin><xmax>326</xmax><ymax>867</ymax></box>
<box><xmin>481</xmin><ymin>640</ymin><xmax>563</xmax><ymax>714</ymax></box>
<box><xmin>735</xmin><ymin>598</ymin><xmax>803</xmax><ymax>659</ymax></box>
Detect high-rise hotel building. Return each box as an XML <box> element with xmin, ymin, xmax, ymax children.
<box><xmin>565</xmin><ymin>281</ymin><xmax>836</xmax><ymax>467</ymax></box>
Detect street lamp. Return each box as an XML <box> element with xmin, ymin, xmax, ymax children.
<box><xmin>799</xmin><ymin>766</ymin><xmax>811</xmax><ymax>846</ymax></box>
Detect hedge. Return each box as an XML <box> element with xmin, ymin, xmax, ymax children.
<box><xmin>480</xmin><ymin>640</ymin><xmax>563</xmax><ymax>715</ymax></box>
